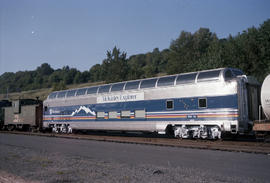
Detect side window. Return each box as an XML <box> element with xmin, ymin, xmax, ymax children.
<box><xmin>57</xmin><ymin>91</ymin><xmax>67</xmax><ymax>98</ymax></box>
<box><xmin>125</xmin><ymin>81</ymin><xmax>140</xmax><ymax>90</ymax></box>
<box><xmin>44</xmin><ymin>106</ymin><xmax>48</xmax><ymax>112</ymax></box>
<box><xmin>98</xmin><ymin>85</ymin><xmax>111</xmax><ymax>93</ymax></box>
<box><xmin>140</xmin><ymin>78</ymin><xmax>157</xmax><ymax>89</ymax></box>
<box><xmin>135</xmin><ymin>110</ymin><xmax>145</xmax><ymax>118</ymax></box>
<box><xmin>76</xmin><ymin>88</ymin><xmax>87</xmax><ymax>96</ymax></box>
<box><xmin>48</xmin><ymin>92</ymin><xmax>57</xmax><ymax>99</ymax></box>
<box><xmin>111</xmin><ymin>83</ymin><xmax>125</xmax><ymax>92</ymax></box>
<box><xmin>121</xmin><ymin>111</ymin><xmax>130</xmax><ymax>118</ymax></box>
<box><xmin>87</xmin><ymin>87</ymin><xmax>98</xmax><ymax>95</ymax></box>
<box><xmin>198</xmin><ymin>98</ymin><xmax>207</xmax><ymax>108</ymax></box>
<box><xmin>97</xmin><ymin>112</ymin><xmax>105</xmax><ymax>119</ymax></box>
<box><xmin>67</xmin><ymin>90</ymin><xmax>77</xmax><ymax>97</ymax></box>
<box><xmin>176</xmin><ymin>73</ymin><xmax>197</xmax><ymax>85</ymax></box>
<box><xmin>197</xmin><ymin>70</ymin><xmax>220</xmax><ymax>82</ymax></box>
<box><xmin>157</xmin><ymin>76</ymin><xmax>176</xmax><ymax>87</ymax></box>
<box><xmin>166</xmin><ymin>100</ymin><xmax>174</xmax><ymax>110</ymax></box>
<box><xmin>225</xmin><ymin>70</ymin><xmax>233</xmax><ymax>81</ymax></box>
<box><xmin>109</xmin><ymin>111</ymin><xmax>118</xmax><ymax>119</ymax></box>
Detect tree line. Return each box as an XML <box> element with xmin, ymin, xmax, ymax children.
<box><xmin>0</xmin><ymin>19</ymin><xmax>269</xmax><ymax>94</ymax></box>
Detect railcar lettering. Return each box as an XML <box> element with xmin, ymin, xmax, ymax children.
<box><xmin>49</xmin><ymin>109</ymin><xmax>61</xmax><ymax>115</ymax></box>
<box><xmin>97</xmin><ymin>92</ymin><xmax>144</xmax><ymax>103</ymax></box>
<box><xmin>187</xmin><ymin>115</ymin><xmax>197</xmax><ymax>119</ymax></box>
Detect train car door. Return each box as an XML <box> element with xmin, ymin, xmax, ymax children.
<box><xmin>237</xmin><ymin>78</ymin><xmax>249</xmax><ymax>133</ymax></box>
<box><xmin>246</xmin><ymin>83</ymin><xmax>260</xmax><ymax>122</ymax></box>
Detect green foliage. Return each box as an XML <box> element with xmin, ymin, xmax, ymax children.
<box><xmin>167</xmin><ymin>28</ymin><xmax>217</xmax><ymax>74</ymax></box>
<box><xmin>36</xmin><ymin>63</ymin><xmax>54</xmax><ymax>75</ymax></box>
<box><xmin>1</xmin><ymin>19</ymin><xmax>270</xmax><ymax>94</ymax></box>
<box><xmin>127</xmin><ymin>54</ymin><xmax>146</xmax><ymax>80</ymax></box>
<box><xmin>89</xmin><ymin>64</ymin><xmax>102</xmax><ymax>82</ymax></box>
<box><xmin>0</xmin><ymin>63</ymin><xmax>80</xmax><ymax>93</ymax></box>
<box><xmin>52</xmin><ymin>81</ymin><xmax>66</xmax><ymax>91</ymax></box>
<box><xmin>102</xmin><ymin>47</ymin><xmax>128</xmax><ymax>83</ymax></box>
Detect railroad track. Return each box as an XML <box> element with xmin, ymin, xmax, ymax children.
<box><xmin>1</xmin><ymin>131</ymin><xmax>270</xmax><ymax>155</ymax></box>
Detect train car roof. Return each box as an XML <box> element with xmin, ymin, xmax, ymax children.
<box><xmin>47</xmin><ymin>68</ymin><xmax>244</xmax><ymax>100</ymax></box>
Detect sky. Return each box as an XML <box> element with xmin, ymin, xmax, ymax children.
<box><xmin>0</xmin><ymin>0</ymin><xmax>270</xmax><ymax>75</ymax></box>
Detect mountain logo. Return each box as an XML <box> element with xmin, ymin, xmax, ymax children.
<box><xmin>71</xmin><ymin>106</ymin><xmax>96</xmax><ymax>116</ymax></box>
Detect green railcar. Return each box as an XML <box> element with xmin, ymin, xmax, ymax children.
<box><xmin>3</xmin><ymin>99</ymin><xmax>43</xmax><ymax>131</ymax></box>
<box><xmin>0</xmin><ymin>100</ymin><xmax>12</xmax><ymax>129</ymax></box>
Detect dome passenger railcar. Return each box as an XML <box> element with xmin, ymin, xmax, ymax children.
<box><xmin>43</xmin><ymin>68</ymin><xmax>260</xmax><ymax>139</ymax></box>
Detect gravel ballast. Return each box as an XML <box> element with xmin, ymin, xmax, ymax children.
<box><xmin>0</xmin><ymin>140</ymin><xmax>266</xmax><ymax>183</ymax></box>
<box><xmin>0</xmin><ymin>133</ymin><xmax>270</xmax><ymax>183</ymax></box>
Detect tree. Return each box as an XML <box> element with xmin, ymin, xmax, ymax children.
<box><xmin>61</xmin><ymin>66</ymin><xmax>79</xmax><ymax>85</ymax></box>
<box><xmin>127</xmin><ymin>54</ymin><xmax>146</xmax><ymax>80</ymax></box>
<box><xmin>74</xmin><ymin>72</ymin><xmax>83</xmax><ymax>84</ymax></box>
<box><xmin>81</xmin><ymin>71</ymin><xmax>91</xmax><ymax>83</ymax></box>
<box><xmin>143</xmin><ymin>48</ymin><xmax>162</xmax><ymax>77</ymax></box>
<box><xmin>52</xmin><ymin>81</ymin><xmax>66</xmax><ymax>91</ymax></box>
<box><xmin>167</xmin><ymin>28</ymin><xmax>216</xmax><ymax>74</ymax></box>
<box><xmin>1</xmin><ymin>19</ymin><xmax>270</xmax><ymax>94</ymax></box>
<box><xmin>197</xmin><ymin>35</ymin><xmax>224</xmax><ymax>70</ymax></box>
<box><xmin>167</xmin><ymin>31</ymin><xmax>193</xmax><ymax>74</ymax></box>
<box><xmin>89</xmin><ymin>64</ymin><xmax>102</xmax><ymax>82</ymax></box>
<box><xmin>102</xmin><ymin>47</ymin><xmax>128</xmax><ymax>83</ymax></box>
<box><xmin>36</xmin><ymin>63</ymin><xmax>54</xmax><ymax>75</ymax></box>
<box><xmin>256</xmin><ymin>19</ymin><xmax>270</xmax><ymax>81</ymax></box>
<box><xmin>49</xmin><ymin>70</ymin><xmax>62</xmax><ymax>84</ymax></box>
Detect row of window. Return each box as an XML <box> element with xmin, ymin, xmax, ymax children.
<box><xmin>96</xmin><ymin>110</ymin><xmax>146</xmax><ymax>119</ymax></box>
<box><xmin>49</xmin><ymin>69</ymin><xmax>240</xmax><ymax>99</ymax></box>
<box><xmin>96</xmin><ymin>99</ymin><xmax>207</xmax><ymax>119</ymax></box>
<box><xmin>166</xmin><ymin>99</ymin><xmax>207</xmax><ymax>110</ymax></box>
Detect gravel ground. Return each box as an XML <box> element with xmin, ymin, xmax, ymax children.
<box><xmin>0</xmin><ymin>142</ymin><xmax>263</xmax><ymax>183</ymax></box>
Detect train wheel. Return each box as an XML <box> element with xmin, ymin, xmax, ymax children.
<box><xmin>165</xmin><ymin>125</ymin><xmax>174</xmax><ymax>138</ymax></box>
<box><xmin>173</xmin><ymin>126</ymin><xmax>182</xmax><ymax>138</ymax></box>
<box><xmin>67</xmin><ymin>126</ymin><xmax>72</xmax><ymax>134</ymax></box>
<box><xmin>7</xmin><ymin>125</ymin><xmax>15</xmax><ymax>131</ymax></box>
<box><xmin>209</xmin><ymin>126</ymin><xmax>221</xmax><ymax>139</ymax></box>
<box><xmin>52</xmin><ymin>126</ymin><xmax>59</xmax><ymax>133</ymax></box>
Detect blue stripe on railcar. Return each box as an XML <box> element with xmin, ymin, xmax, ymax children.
<box><xmin>44</xmin><ymin>94</ymin><xmax>238</xmax><ymax>123</ymax></box>
<box><xmin>92</xmin><ymin>94</ymin><xmax>237</xmax><ymax>112</ymax></box>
